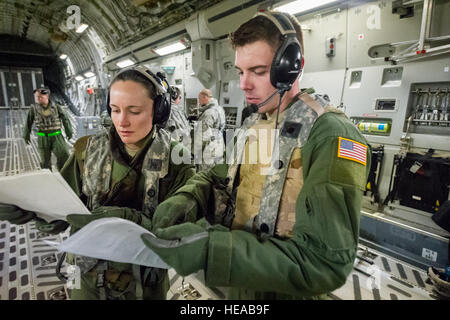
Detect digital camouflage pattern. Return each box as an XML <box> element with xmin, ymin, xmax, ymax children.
<box><xmin>82</xmin><ymin>130</ymin><xmax>112</xmax><ymax>209</ymax></box>
<box><xmin>140</xmin><ymin>129</ymin><xmax>171</xmax><ymax>218</ymax></box>
<box><xmin>255</xmin><ymin>93</ymin><xmax>328</xmax><ymax>238</ymax></box>
<box><xmin>194</xmin><ymin>98</ymin><xmax>226</xmax><ymax>171</ymax></box>
<box><xmin>166</xmin><ymin>103</ymin><xmax>191</xmax><ymax>148</ymax></box>
<box><xmin>82</xmin><ymin>127</ymin><xmax>171</xmax><ymax>216</ymax></box>
<box><xmin>62</xmin><ymin>125</ymin><xmax>195</xmax><ymax>300</ymax></box>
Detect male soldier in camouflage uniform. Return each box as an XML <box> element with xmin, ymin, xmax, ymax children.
<box><xmin>142</xmin><ymin>11</ymin><xmax>371</xmax><ymax>300</ymax></box>
<box><xmin>166</xmin><ymin>86</ymin><xmax>191</xmax><ymax>149</ymax></box>
<box><xmin>194</xmin><ymin>88</ymin><xmax>226</xmax><ymax>171</ymax></box>
<box><xmin>23</xmin><ymin>86</ymin><xmax>73</xmax><ymax>170</ymax></box>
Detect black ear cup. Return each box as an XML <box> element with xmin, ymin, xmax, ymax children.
<box><xmin>270</xmin><ymin>37</ymin><xmax>302</xmax><ymax>91</ymax></box>
<box><xmin>152</xmin><ymin>94</ymin><xmax>171</xmax><ymax>127</ymax></box>
<box><xmin>257</xmin><ymin>12</ymin><xmax>303</xmax><ymax>92</ymax></box>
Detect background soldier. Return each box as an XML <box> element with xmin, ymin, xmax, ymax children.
<box><xmin>166</xmin><ymin>86</ymin><xmax>191</xmax><ymax>149</ymax></box>
<box><xmin>23</xmin><ymin>86</ymin><xmax>73</xmax><ymax>170</ymax></box>
<box><xmin>194</xmin><ymin>88</ymin><xmax>226</xmax><ymax>171</ymax></box>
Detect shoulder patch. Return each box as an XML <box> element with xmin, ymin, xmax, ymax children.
<box><xmin>337</xmin><ymin>137</ymin><xmax>367</xmax><ymax>166</ymax></box>
<box><xmin>330</xmin><ymin>137</ymin><xmax>368</xmax><ymax>191</ymax></box>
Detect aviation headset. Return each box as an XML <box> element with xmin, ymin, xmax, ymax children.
<box><xmin>106</xmin><ymin>65</ymin><xmax>173</xmax><ymax>126</ymax></box>
<box><xmin>255</xmin><ymin>11</ymin><xmax>303</xmax><ymax>92</ymax></box>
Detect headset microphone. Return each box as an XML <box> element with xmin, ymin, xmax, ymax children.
<box><xmin>241</xmin><ymin>89</ymin><xmax>283</xmax><ymax>122</ymax></box>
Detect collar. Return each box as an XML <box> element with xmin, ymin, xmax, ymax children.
<box><xmin>37</xmin><ymin>100</ymin><xmax>52</xmax><ymax>109</ymax></box>
<box><xmin>264</xmin><ymin>92</ymin><xmax>302</xmax><ymax>121</ymax></box>
<box><xmin>109</xmin><ymin>125</ymin><xmax>156</xmax><ymax>167</ymax></box>
<box><xmin>200</xmin><ymin>98</ymin><xmax>218</xmax><ymax>113</ymax></box>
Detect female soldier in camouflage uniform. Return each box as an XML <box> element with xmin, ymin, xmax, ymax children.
<box><xmin>1</xmin><ymin>66</ymin><xmax>197</xmax><ymax>300</ymax></box>
<box><xmin>58</xmin><ymin>66</ymin><xmax>197</xmax><ymax>300</ymax></box>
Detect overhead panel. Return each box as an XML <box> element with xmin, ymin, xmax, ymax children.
<box><xmin>205</xmin><ymin>0</ymin><xmax>265</xmax><ymax>38</ymax></box>
<box><xmin>134</xmin><ymin>47</ymin><xmax>159</xmax><ymax>62</ymax></box>
<box><xmin>104</xmin><ymin>21</ymin><xmax>188</xmax><ymax>70</ymax></box>
<box><xmin>185</xmin><ymin>0</ymin><xmax>265</xmax><ymax>41</ymax></box>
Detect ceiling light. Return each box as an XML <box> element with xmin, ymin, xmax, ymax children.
<box><xmin>274</xmin><ymin>0</ymin><xmax>340</xmax><ymax>15</ymax></box>
<box><xmin>75</xmin><ymin>75</ymin><xmax>84</xmax><ymax>81</ymax></box>
<box><xmin>84</xmin><ymin>71</ymin><xmax>95</xmax><ymax>78</ymax></box>
<box><xmin>75</xmin><ymin>23</ymin><xmax>89</xmax><ymax>33</ymax></box>
<box><xmin>59</xmin><ymin>54</ymin><xmax>67</xmax><ymax>60</ymax></box>
<box><xmin>116</xmin><ymin>59</ymin><xmax>135</xmax><ymax>69</ymax></box>
<box><xmin>153</xmin><ymin>41</ymin><xmax>187</xmax><ymax>56</ymax></box>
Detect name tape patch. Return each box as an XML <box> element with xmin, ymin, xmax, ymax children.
<box><xmin>337</xmin><ymin>137</ymin><xmax>367</xmax><ymax>165</ymax></box>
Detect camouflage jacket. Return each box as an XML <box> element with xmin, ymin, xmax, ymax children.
<box><xmin>194</xmin><ymin>98</ymin><xmax>226</xmax><ymax>171</ymax></box>
<box><xmin>166</xmin><ymin>103</ymin><xmax>191</xmax><ymax>149</ymax></box>
<box><xmin>61</xmin><ymin>126</ymin><xmax>195</xmax><ymax>217</ymax></box>
<box><xmin>169</xmin><ymin>92</ymin><xmax>371</xmax><ymax>299</ymax></box>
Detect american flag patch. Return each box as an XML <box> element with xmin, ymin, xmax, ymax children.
<box><xmin>337</xmin><ymin>137</ymin><xmax>367</xmax><ymax>165</ymax></box>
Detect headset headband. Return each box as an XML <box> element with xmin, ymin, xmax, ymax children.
<box><xmin>255</xmin><ymin>11</ymin><xmax>297</xmax><ymax>37</ymax></box>
<box><xmin>107</xmin><ymin>65</ymin><xmax>173</xmax><ymax>126</ymax></box>
<box><xmin>111</xmin><ymin>65</ymin><xmax>168</xmax><ymax>96</ymax></box>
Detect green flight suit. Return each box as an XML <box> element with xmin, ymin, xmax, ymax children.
<box><xmin>60</xmin><ymin>126</ymin><xmax>195</xmax><ymax>300</ymax></box>
<box><xmin>162</xmin><ymin>95</ymin><xmax>371</xmax><ymax>299</ymax></box>
<box><xmin>23</xmin><ymin>101</ymin><xmax>73</xmax><ymax>170</ymax></box>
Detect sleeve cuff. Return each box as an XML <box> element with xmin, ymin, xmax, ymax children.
<box><xmin>205</xmin><ymin>230</ymin><xmax>232</xmax><ymax>287</ymax></box>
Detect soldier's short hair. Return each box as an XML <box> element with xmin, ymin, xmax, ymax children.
<box><xmin>199</xmin><ymin>88</ymin><xmax>212</xmax><ymax>98</ymax></box>
<box><xmin>229</xmin><ymin>11</ymin><xmax>304</xmax><ymax>56</ymax></box>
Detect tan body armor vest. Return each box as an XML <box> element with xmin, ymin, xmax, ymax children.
<box><xmin>225</xmin><ymin>93</ymin><xmax>328</xmax><ymax>239</ymax></box>
<box><xmin>31</xmin><ymin>102</ymin><xmax>62</xmax><ymax>132</ymax></box>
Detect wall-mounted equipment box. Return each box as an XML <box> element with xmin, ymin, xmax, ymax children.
<box><xmin>404</xmin><ymin>82</ymin><xmax>450</xmax><ymax>136</ymax></box>
<box><xmin>325</xmin><ymin>37</ymin><xmax>336</xmax><ymax>57</ymax></box>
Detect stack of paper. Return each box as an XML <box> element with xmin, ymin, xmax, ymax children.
<box><xmin>0</xmin><ymin>169</ymin><xmax>90</xmax><ymax>222</ymax></box>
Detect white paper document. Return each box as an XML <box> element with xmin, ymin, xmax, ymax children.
<box><xmin>58</xmin><ymin>217</ymin><xmax>170</xmax><ymax>269</ymax></box>
<box><xmin>0</xmin><ymin>169</ymin><xmax>90</xmax><ymax>222</ymax></box>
